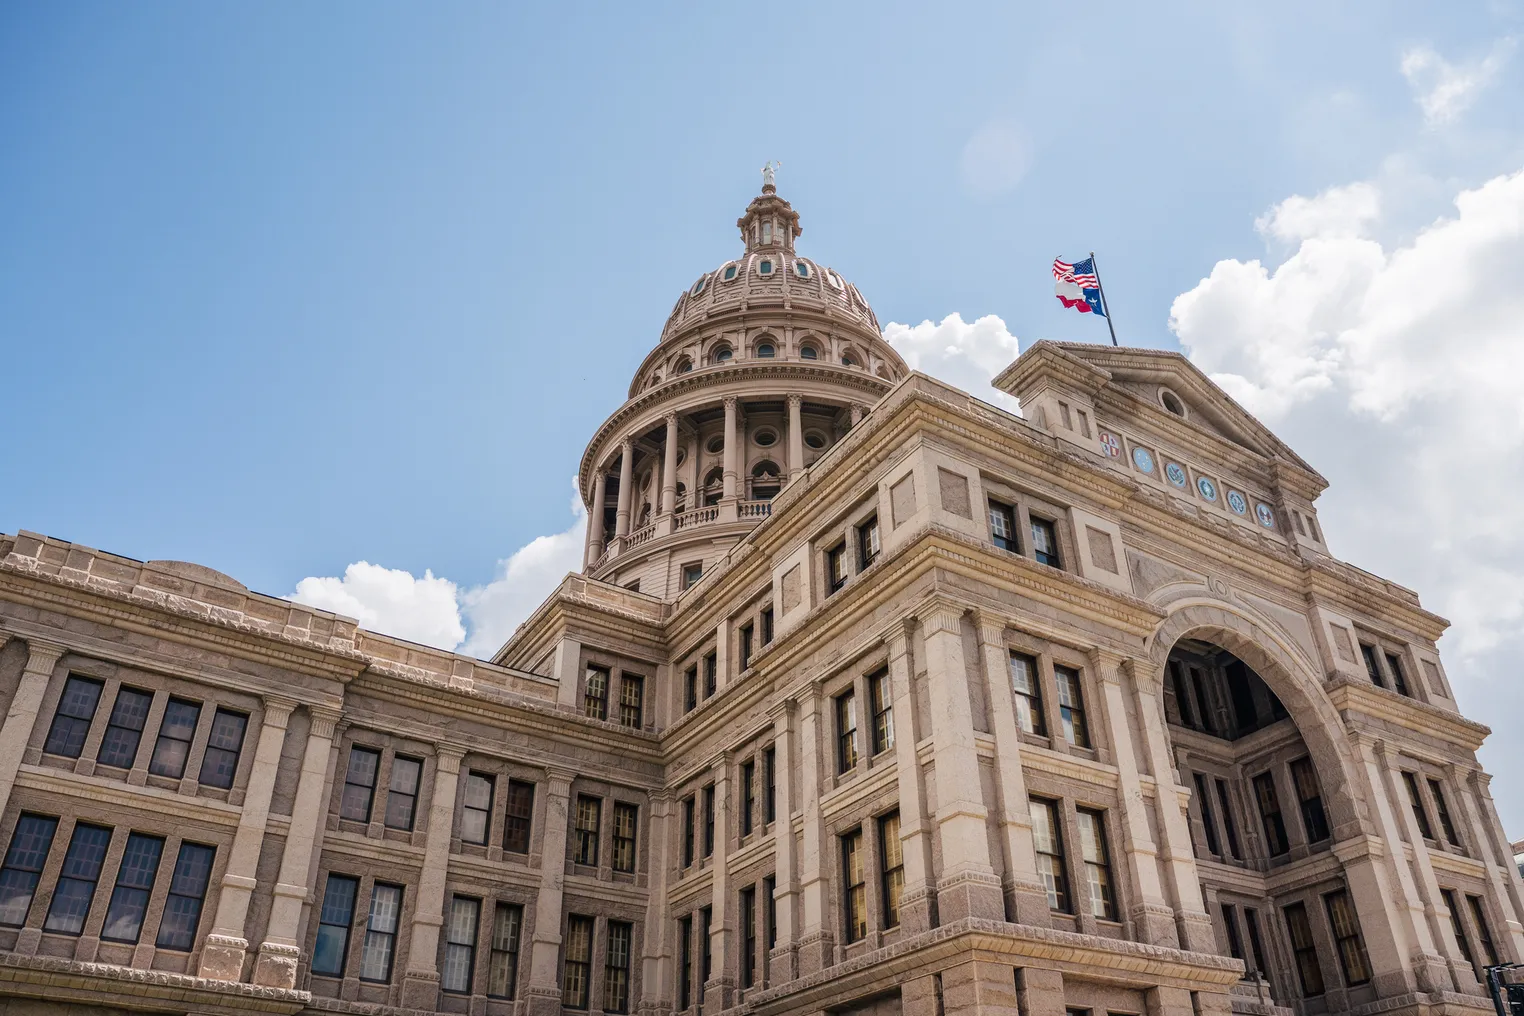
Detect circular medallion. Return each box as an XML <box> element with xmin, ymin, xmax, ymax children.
<box><xmin>1227</xmin><ymin>490</ymin><xmax>1248</xmax><ymax>515</ymax></box>
<box><xmin>1196</xmin><ymin>476</ymin><xmax>1218</xmax><ymax>502</ymax></box>
<box><xmin>1131</xmin><ymin>446</ymin><xmax>1155</xmax><ymax>473</ymax></box>
<box><xmin>1255</xmin><ymin>503</ymin><xmax>1275</xmax><ymax>528</ymax></box>
<box><xmin>1165</xmin><ymin>462</ymin><xmax>1187</xmax><ymax>488</ymax></box>
<box><xmin>1099</xmin><ymin>432</ymin><xmax>1122</xmax><ymax>458</ymax></box>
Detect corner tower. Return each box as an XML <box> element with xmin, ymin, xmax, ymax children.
<box><xmin>579</xmin><ymin>172</ymin><xmax>908</xmax><ymax>598</ymax></box>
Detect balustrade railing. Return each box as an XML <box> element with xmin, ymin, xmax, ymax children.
<box><xmin>675</xmin><ymin>506</ymin><xmax>720</xmax><ymax>529</ymax></box>
<box><xmin>626</xmin><ymin>524</ymin><xmax>657</xmax><ymax>548</ymax></box>
<box><xmin>739</xmin><ymin>500</ymin><xmax>773</xmax><ymax>518</ymax></box>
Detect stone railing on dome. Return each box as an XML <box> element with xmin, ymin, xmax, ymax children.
<box><xmin>739</xmin><ymin>500</ymin><xmax>773</xmax><ymax>519</ymax></box>
<box><xmin>626</xmin><ymin>523</ymin><xmax>657</xmax><ymax>549</ymax></box>
<box><xmin>675</xmin><ymin>506</ymin><xmax>720</xmax><ymax>530</ymax></box>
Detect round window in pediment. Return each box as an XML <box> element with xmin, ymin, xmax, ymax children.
<box><xmin>1160</xmin><ymin>388</ymin><xmax>1187</xmax><ymax>418</ymax></box>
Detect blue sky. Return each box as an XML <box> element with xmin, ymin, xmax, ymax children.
<box><xmin>7</xmin><ymin>4</ymin><xmax>1524</xmax><ymax>822</ymax></box>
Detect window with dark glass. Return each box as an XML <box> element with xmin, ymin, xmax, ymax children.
<box><xmin>1216</xmin><ymin>779</ymin><xmax>1242</xmax><ymax>860</ymax></box>
<box><xmin>340</xmin><ymin>746</ymin><xmax>380</xmax><ymax>822</ymax></box>
<box><xmin>1194</xmin><ymin>774</ymin><xmax>1221</xmax><ymax>856</ymax></box>
<box><xmin>704</xmin><ymin>652</ymin><xmax>717</xmax><ymax>698</ymax></box>
<box><xmin>827</xmin><ymin>543</ymin><xmax>847</xmax><ymax>594</ymax></box>
<box><xmin>43</xmin><ymin>821</ymin><xmax>112</xmax><ymax>934</ymax></box>
<box><xmin>574</xmin><ymin>795</ymin><xmax>601</xmax><ymax>866</ymax></box>
<box><xmin>1359</xmin><ymin>643</ymin><xmax>1386</xmax><ymax>688</ymax></box>
<box><xmin>869</xmin><ymin>669</ymin><xmax>894</xmax><ymax>754</ymax></box>
<box><xmin>1290</xmin><ymin>757</ymin><xmax>1330</xmax><ymax>843</ymax></box>
<box><xmin>97</xmin><ymin>686</ymin><xmax>152</xmax><ymax>769</ymax></box>
<box><xmin>198</xmin><ymin>708</ymin><xmax>248</xmax><ymax>789</ymax></box>
<box><xmin>836</xmin><ymin>689</ymin><xmax>859</xmax><ymax>772</ymax></box>
<box><xmin>1429</xmin><ymin>778</ymin><xmax>1462</xmax><ymax>847</ymax></box>
<box><xmin>1442</xmin><ymin>888</ymin><xmax>1477</xmax><ymax>975</ymax></box>
<box><xmin>842</xmin><ymin>829</ymin><xmax>866</xmax><ymax>943</ymax></box>
<box><xmin>760</xmin><ymin>607</ymin><xmax>774</xmax><ymax>645</ymax></box>
<box><xmin>739</xmin><ymin>624</ymin><xmax>754</xmax><ymax>671</ymax></box>
<box><xmin>1244</xmin><ymin>908</ymin><xmax>1268</xmax><ymax>977</ymax></box>
<box><xmin>488</xmin><ymin>902</ymin><xmax>523</xmax><ymax>999</ymax></box>
<box><xmin>1077</xmin><ymin>809</ymin><xmax>1116</xmax><ymax>920</ymax></box>
<box><xmin>989</xmin><ymin>500</ymin><xmax>1018</xmax><ymax>552</ymax></box>
<box><xmin>880</xmin><ymin>812</ymin><xmax>904</xmax><ymax>929</ymax></box>
<box><xmin>1253</xmin><ymin>772</ymin><xmax>1290</xmax><ymax>856</ymax></box>
<box><xmin>1054</xmin><ymin>666</ymin><xmax>1089</xmax><ymax>748</ymax></box>
<box><xmin>1385</xmin><ymin>651</ymin><xmax>1410</xmax><ymax>696</ymax></box>
<box><xmin>1283</xmin><ymin>901</ymin><xmax>1325</xmax><ymax>996</ymax></box>
<box><xmin>1402</xmin><ymin>770</ymin><xmax>1434</xmax><ymax>840</ymax></box>
<box><xmin>682</xmin><ymin>795</ymin><xmax>696</xmax><ymax>867</ymax></box>
<box><xmin>504</xmin><ymin>779</ymin><xmax>535</xmax><ymax>853</ymax></box>
<box><xmin>0</xmin><ymin>815</ymin><xmax>58</xmax><ymax>927</ymax></box>
<box><xmin>1030</xmin><ymin>517</ymin><xmax>1060</xmax><ymax>567</ymax></box>
<box><xmin>613</xmin><ymin>801</ymin><xmax>638</xmax><ymax>873</ymax></box>
<box><xmin>1469</xmin><ymin>895</ymin><xmax>1500</xmax><ymax>967</ymax></box>
<box><xmin>620</xmin><ymin>674</ymin><xmax>643</xmax><ymax>728</ymax></box>
<box><xmin>442</xmin><ymin>896</ymin><xmax>479</xmax><ymax>993</ymax></box>
<box><xmin>682</xmin><ymin>563</ymin><xmax>703</xmax><ymax>590</ymax></box>
<box><xmin>1029</xmin><ymin>798</ymin><xmax>1070</xmax><ymax>912</ymax></box>
<box><xmin>461</xmin><ymin>772</ymin><xmax>494</xmax><ymax>846</ymax></box>
<box><xmin>678</xmin><ymin>915</ymin><xmax>693</xmax><ymax>1010</ymax></box>
<box><xmin>101</xmin><ymin>832</ymin><xmax>163</xmax><ymax>943</ymax></box>
<box><xmin>584</xmin><ymin>665</ymin><xmax>610</xmax><ymax>721</ymax></box>
<box><xmin>740</xmin><ymin>885</ymin><xmax>757</xmax><ymax>988</ymax></box>
<box><xmin>764</xmin><ymin>873</ymin><xmax>777</xmax><ymax>977</ymax></box>
<box><xmin>1324</xmin><ymin>889</ymin><xmax>1372</xmax><ymax>986</ymax></box>
<box><xmin>1009</xmin><ymin>653</ymin><xmax>1047</xmax><ymax>736</ymax></box>
<box><xmin>563</xmin><ymin>914</ymin><xmax>594</xmax><ymax>1009</ymax></box>
<box><xmin>1168</xmin><ymin>661</ymin><xmax>1196</xmax><ymax>729</ymax></box>
<box><xmin>740</xmin><ymin>760</ymin><xmax>755</xmax><ymax>837</ymax></box>
<box><xmin>699</xmin><ymin>907</ymin><xmax>712</xmax><ymax>1003</ymax></box>
<box><xmin>702</xmin><ymin>785</ymin><xmax>715</xmax><ymax>858</ymax></box>
<box><xmin>385</xmin><ymin>755</ymin><xmax>422</xmax><ymax>830</ymax></box>
<box><xmin>605</xmin><ymin>920</ymin><xmax>632</xmax><ymax>1013</ymax></box>
<box><xmin>361</xmin><ymin>883</ymin><xmax>402</xmax><ymax>982</ymax></box>
<box><xmin>1220</xmin><ymin>903</ymin><xmax>1244</xmax><ymax>962</ymax></box>
<box><xmin>857</xmin><ymin>516</ymin><xmax>881</xmax><ymax>570</ymax></box>
<box><xmin>155</xmin><ymin>841</ymin><xmax>215</xmax><ymax>950</ymax></box>
<box><xmin>764</xmin><ymin>747</ymin><xmax>777</xmax><ymax>824</ymax></box>
<box><xmin>44</xmin><ymin>676</ymin><xmax>103</xmax><ymax>758</ymax></box>
<box><xmin>312</xmin><ymin>873</ymin><xmax>357</xmax><ymax>976</ymax></box>
<box><xmin>148</xmin><ymin>698</ymin><xmax>201</xmax><ymax>778</ymax></box>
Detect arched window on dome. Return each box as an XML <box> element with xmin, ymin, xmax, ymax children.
<box><xmin>826</xmin><ymin>269</ymin><xmax>844</xmax><ymax>289</ymax></box>
<box><xmin>876</xmin><ymin>365</ymin><xmax>892</xmax><ymax>380</ymax></box>
<box><xmin>723</xmin><ymin>264</ymin><xmax>738</xmax><ymax>282</ymax></box>
<box><xmin>702</xmin><ymin>467</ymin><xmax>724</xmax><ymax>506</ymax></box>
<box><xmin>674</xmin><ymin>482</ymin><xmax>687</xmax><ymax>514</ymax></box>
<box><xmin>749</xmin><ymin>460</ymin><xmax>782</xmax><ymax>501</ymax></box>
<box><xmin>841</xmin><ymin>346</ymin><xmax>863</xmax><ymax>368</ymax></box>
<box><xmin>675</xmin><ymin>357</ymin><xmax>693</xmax><ymax>375</ymax></box>
<box><xmin>755</xmin><ymin>342</ymin><xmax>775</xmax><ymax>359</ymax></box>
<box><xmin>794</xmin><ymin>261</ymin><xmax>810</xmax><ymax>279</ymax></box>
<box><xmin>799</xmin><ymin>344</ymin><xmax>818</xmax><ymax>360</ymax></box>
<box><xmin>712</xmin><ymin>346</ymin><xmax>733</xmax><ymax>364</ymax></box>
<box><xmin>690</xmin><ymin>275</ymin><xmax>707</xmax><ymax>296</ymax></box>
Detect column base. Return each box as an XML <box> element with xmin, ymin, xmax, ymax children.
<box><xmin>796</xmin><ymin>930</ymin><xmax>835</xmax><ymax>977</ymax></box>
<box><xmin>1129</xmin><ymin>902</ymin><xmax>1180</xmax><ymax>948</ymax></box>
<box><xmin>701</xmin><ymin>976</ymin><xmax>735</xmax><ymax>1015</ymax></box>
<box><xmin>942</xmin><ymin>957</ymin><xmax>1019</xmax><ymax>1016</ymax></box>
<box><xmin>1176</xmin><ymin>908</ymin><xmax>1218</xmax><ymax>953</ymax></box>
<box><xmin>767</xmin><ymin>943</ymin><xmax>798</xmax><ymax>984</ymax></box>
<box><xmin>252</xmin><ymin>941</ymin><xmax>302</xmax><ymax>989</ymax></box>
<box><xmin>401</xmin><ymin>970</ymin><xmax>442</xmax><ymax>1010</ymax></box>
<box><xmin>900</xmin><ymin>883</ymin><xmax>937</xmax><ymax>935</ymax></box>
<box><xmin>935</xmin><ymin>870</ymin><xmax>1005</xmax><ymax>924</ymax></box>
<box><xmin>198</xmin><ymin>933</ymin><xmax>250</xmax><ymax>982</ymax></box>
<box><xmin>1009</xmin><ymin>879</ymin><xmax>1053</xmax><ymax>927</ymax></box>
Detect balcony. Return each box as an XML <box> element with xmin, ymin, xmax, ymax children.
<box><xmin>590</xmin><ymin>499</ymin><xmax>775</xmax><ymax>574</ymax></box>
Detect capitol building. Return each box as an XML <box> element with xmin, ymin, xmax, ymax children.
<box><xmin>0</xmin><ymin>176</ymin><xmax>1517</xmax><ymax>1016</ymax></box>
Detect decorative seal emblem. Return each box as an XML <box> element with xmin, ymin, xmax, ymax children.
<box><xmin>1196</xmin><ymin>476</ymin><xmax>1218</xmax><ymax>502</ymax></box>
<box><xmin>1165</xmin><ymin>462</ymin><xmax>1187</xmax><ymax>488</ymax></box>
<box><xmin>1099</xmin><ymin>432</ymin><xmax>1122</xmax><ymax>458</ymax></box>
<box><xmin>1131</xmin><ymin>446</ymin><xmax>1155</xmax><ymax>473</ymax></box>
<box><xmin>1227</xmin><ymin>490</ymin><xmax>1248</xmax><ymax>515</ymax></box>
<box><xmin>1255</xmin><ymin>503</ymin><xmax>1276</xmax><ymax>528</ymax></box>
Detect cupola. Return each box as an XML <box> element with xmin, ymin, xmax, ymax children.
<box><xmin>737</xmin><ymin>161</ymin><xmax>801</xmax><ymax>254</ymax></box>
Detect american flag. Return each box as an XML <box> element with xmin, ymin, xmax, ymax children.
<box><xmin>1053</xmin><ymin>257</ymin><xmax>1098</xmax><ymax>288</ymax></box>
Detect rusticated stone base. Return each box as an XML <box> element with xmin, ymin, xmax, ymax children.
<box><xmin>401</xmin><ymin>969</ymin><xmax>442</xmax><ymax>1010</ymax></box>
<box><xmin>197</xmin><ymin>933</ymin><xmax>249</xmax><ymax>982</ymax></box>
<box><xmin>1129</xmin><ymin>902</ymin><xmax>1180</xmax><ymax>948</ymax></box>
<box><xmin>251</xmin><ymin>941</ymin><xmax>301</xmax><ymax>989</ymax></box>
<box><xmin>935</xmin><ymin>870</ymin><xmax>1005</xmax><ymax>924</ymax></box>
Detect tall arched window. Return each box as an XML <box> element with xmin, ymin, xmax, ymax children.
<box><xmin>702</xmin><ymin>467</ymin><xmax>724</xmax><ymax>506</ymax></box>
<box><xmin>750</xmin><ymin>461</ymin><xmax>781</xmax><ymax>501</ymax></box>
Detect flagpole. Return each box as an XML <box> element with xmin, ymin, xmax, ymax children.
<box><xmin>1090</xmin><ymin>250</ymin><xmax>1119</xmax><ymax>347</ymax></box>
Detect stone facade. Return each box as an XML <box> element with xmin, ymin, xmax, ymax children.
<box><xmin>0</xmin><ymin>181</ymin><xmax>1518</xmax><ymax>1016</ymax></box>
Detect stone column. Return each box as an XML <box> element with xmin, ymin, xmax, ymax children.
<box><xmin>722</xmin><ymin>398</ymin><xmax>739</xmax><ymax>502</ymax></box>
<box><xmin>254</xmin><ymin>705</ymin><xmax>343</xmax><ymax>988</ymax></box>
<box><xmin>588</xmin><ymin>471</ymin><xmax>608</xmax><ymax>564</ymax></box>
<box><xmin>971</xmin><ymin>615</ymin><xmax>1048</xmax><ymax>927</ymax></box>
<box><xmin>1094</xmin><ymin>652</ymin><xmax>1176</xmax><ymax>946</ymax></box>
<box><xmin>786</xmin><ymin>394</ymin><xmax>804</xmax><ymax>481</ymax></box>
<box><xmin>615</xmin><ymin>439</ymin><xmax>635</xmax><ymax>542</ymax></box>
<box><xmin>920</xmin><ymin>603</ymin><xmax>1002</xmax><ymax>923</ymax></box>
<box><xmin>661</xmin><ymin>413</ymin><xmax>680</xmax><ymax>518</ymax></box>
<box><xmin>0</xmin><ymin>638</ymin><xmax>64</xmax><ymax>821</ymax></box>
<box><xmin>637</xmin><ymin>794</ymin><xmax>673</xmax><ymax>1016</ymax></box>
<box><xmin>768</xmin><ymin>701</ymin><xmax>799</xmax><ymax>981</ymax></box>
<box><xmin>795</xmin><ymin>686</ymin><xmax>833</xmax><ymax>975</ymax></box>
<box><xmin>887</xmin><ymin>623</ymin><xmax>936</xmax><ymax>933</ymax></box>
<box><xmin>526</xmin><ymin>767</ymin><xmax>576</xmax><ymax>1016</ymax></box>
<box><xmin>198</xmin><ymin>696</ymin><xmax>297</xmax><ymax>981</ymax></box>
<box><xmin>399</xmin><ymin>744</ymin><xmax>466</xmax><ymax>1008</ymax></box>
<box><xmin>704</xmin><ymin>757</ymin><xmax>734</xmax><ymax>1013</ymax></box>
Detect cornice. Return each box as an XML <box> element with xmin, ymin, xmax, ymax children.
<box><xmin>0</xmin><ymin>951</ymin><xmax>308</xmax><ymax>1016</ymax></box>
<box><xmin>1327</xmin><ymin>677</ymin><xmax>1489</xmax><ymax>752</ymax></box>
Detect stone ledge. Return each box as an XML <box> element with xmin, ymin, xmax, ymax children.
<box><xmin>0</xmin><ymin>950</ymin><xmax>309</xmax><ymax>1016</ymax></box>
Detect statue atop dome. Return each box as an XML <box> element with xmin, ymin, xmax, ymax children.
<box><xmin>761</xmin><ymin>160</ymin><xmax>781</xmax><ymax>193</ymax></box>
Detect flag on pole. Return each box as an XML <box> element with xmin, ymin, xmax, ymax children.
<box><xmin>1053</xmin><ymin>257</ymin><xmax>1106</xmax><ymax>317</ymax></box>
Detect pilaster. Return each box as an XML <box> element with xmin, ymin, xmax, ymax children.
<box><xmin>0</xmin><ymin>639</ymin><xmax>66</xmax><ymax>821</ymax></box>
<box><xmin>887</xmin><ymin>622</ymin><xmax>936</xmax><ymax>933</ymax></box>
<box><xmin>768</xmin><ymin>700</ymin><xmax>799</xmax><ymax>982</ymax></box>
<box><xmin>525</xmin><ymin>766</ymin><xmax>577</xmax><ymax>1016</ymax></box>
<box><xmin>399</xmin><ymin>743</ymin><xmax>466</xmax><ymax>1008</ymax></box>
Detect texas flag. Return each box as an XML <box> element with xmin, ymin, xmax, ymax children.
<box><xmin>1053</xmin><ymin>257</ymin><xmax>1106</xmax><ymax>316</ymax></box>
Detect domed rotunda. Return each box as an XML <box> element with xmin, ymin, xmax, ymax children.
<box><xmin>580</xmin><ymin>173</ymin><xmax>908</xmax><ymax>597</ymax></box>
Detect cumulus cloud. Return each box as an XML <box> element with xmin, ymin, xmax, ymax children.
<box><xmin>1254</xmin><ymin>182</ymin><xmax>1381</xmax><ymax>243</ymax></box>
<box><xmin>291</xmin><ymin>563</ymin><xmax>465</xmax><ymax>650</ymax></box>
<box><xmin>1400</xmin><ymin>39</ymin><xmax>1516</xmax><ymax>126</ymax></box>
<box><xmin>883</xmin><ymin>312</ymin><xmax>1022</xmax><ymax>411</ymax></box>
<box><xmin>959</xmin><ymin>121</ymin><xmax>1031</xmax><ymax>198</ymax></box>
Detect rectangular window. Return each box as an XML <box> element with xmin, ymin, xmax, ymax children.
<box><xmin>836</xmin><ymin>689</ymin><xmax>859</xmax><ymax>772</ymax></box>
<box><xmin>1030</xmin><ymin>517</ymin><xmax>1060</xmax><ymax>567</ymax></box>
<box><xmin>620</xmin><ymin>674</ymin><xmax>644</xmax><ymax>728</ymax></box>
<box><xmin>1220</xmin><ymin>903</ymin><xmax>1244</xmax><ymax>961</ymax></box>
<box><xmin>827</xmin><ymin>543</ymin><xmax>847</xmax><ymax>594</ymax></box>
<box><xmin>1360</xmin><ymin>643</ymin><xmax>1386</xmax><ymax>688</ymax></box>
<box><xmin>1442</xmin><ymin>888</ymin><xmax>1476</xmax><ymax>975</ymax></box>
<box><xmin>989</xmin><ymin>500</ymin><xmax>1018</xmax><ymax>552</ymax></box>
<box><xmin>1194</xmin><ymin>773</ymin><xmax>1221</xmax><ymax>857</ymax></box>
<box><xmin>340</xmin><ymin>746</ymin><xmax>380</xmax><ymax>822</ymax></box>
<box><xmin>880</xmin><ymin>811</ymin><xmax>904</xmax><ymax>929</ymax></box>
<box><xmin>198</xmin><ymin>708</ymin><xmax>248</xmax><ymax>789</ymax></box>
<box><xmin>442</xmin><ymin>896</ymin><xmax>480</xmax><ymax>993</ymax></box>
<box><xmin>678</xmin><ymin>915</ymin><xmax>693</xmax><ymax>1010</ymax></box>
<box><xmin>155</xmin><ymin>841</ymin><xmax>215</xmax><ymax>950</ymax></box>
<box><xmin>0</xmin><ymin>814</ymin><xmax>57</xmax><ymax>927</ymax></box>
<box><xmin>1029</xmin><ymin>798</ymin><xmax>1070</xmax><ymax>913</ymax></box>
<box><xmin>488</xmin><ymin>902</ymin><xmax>523</xmax><ymax>999</ymax></box>
<box><xmin>740</xmin><ymin>885</ymin><xmax>757</xmax><ymax>989</ymax></box>
<box><xmin>740</xmin><ymin>760</ymin><xmax>756</xmax><ymax>837</ymax></box>
<box><xmin>1468</xmin><ymin>895</ymin><xmax>1500</xmax><ymax>966</ymax></box>
<box><xmin>100</xmin><ymin>832</ymin><xmax>163</xmax><ymax>943</ymax></box>
<box><xmin>1168</xmin><ymin>661</ymin><xmax>1196</xmax><ymax>729</ymax></box>
<box><xmin>504</xmin><ymin>780</ymin><xmax>535</xmax><ymax>853</ymax></box>
<box><xmin>461</xmin><ymin>772</ymin><xmax>495</xmax><ymax>846</ymax></box>
<box><xmin>740</xmin><ymin>624</ymin><xmax>754</xmax><ymax>671</ymax></box>
<box><xmin>682</xmin><ymin>795</ymin><xmax>696</xmax><ymax>867</ymax></box>
<box><xmin>760</xmin><ymin>607</ymin><xmax>774</xmax><ymax>645</ymax></box>
<box><xmin>1290</xmin><ymin>757</ymin><xmax>1330</xmax><ymax>843</ymax></box>
<box><xmin>44</xmin><ymin>821</ymin><xmax>113</xmax><ymax>934</ymax></box>
<box><xmin>699</xmin><ymin>907</ymin><xmax>712</xmax><ymax>1003</ymax></box>
<box><xmin>605</xmin><ymin>920</ymin><xmax>632</xmax><ymax>1013</ymax></box>
<box><xmin>312</xmin><ymin>873</ymin><xmax>358</xmax><ymax>977</ymax></box>
<box><xmin>869</xmin><ymin>669</ymin><xmax>894</xmax><ymax>754</ymax></box>
<box><xmin>574</xmin><ymin>795</ymin><xmax>602</xmax><ymax>866</ymax></box>
<box><xmin>385</xmin><ymin>755</ymin><xmax>422</xmax><ymax>830</ymax></box>
<box><xmin>764</xmin><ymin>873</ymin><xmax>776</xmax><ymax>977</ymax></box>
<box><xmin>764</xmin><ymin>746</ymin><xmax>777</xmax><ymax>824</ymax></box>
<box><xmin>1324</xmin><ymin>889</ymin><xmax>1372</xmax><ymax>986</ymax></box>
<box><xmin>1402</xmin><ymin>770</ymin><xmax>1434</xmax><ymax>840</ymax></box>
<box><xmin>842</xmin><ymin>829</ymin><xmax>866</xmax><ymax>943</ymax></box>
<box><xmin>1076</xmin><ymin>809</ymin><xmax>1116</xmax><ymax>920</ymax></box>
<box><xmin>1252</xmin><ymin>772</ymin><xmax>1290</xmax><ymax>856</ymax></box>
<box><xmin>44</xmin><ymin>675</ymin><xmax>103</xmax><ymax>758</ymax></box>
<box><xmin>148</xmin><ymin>697</ymin><xmax>201</xmax><ymax>778</ymax></box>
<box><xmin>1054</xmin><ymin>666</ymin><xmax>1090</xmax><ymax>748</ymax></box>
<box><xmin>682</xmin><ymin>563</ymin><xmax>703</xmax><ymax>590</ymax></box>
<box><xmin>563</xmin><ymin>914</ymin><xmax>594</xmax><ymax>1009</ymax></box>
<box><xmin>1284</xmin><ymin>901</ymin><xmax>1326</xmax><ymax>996</ymax></box>
<box><xmin>1009</xmin><ymin>653</ymin><xmax>1047</xmax><ymax>736</ymax></box>
<box><xmin>1429</xmin><ymin>778</ymin><xmax>1462</xmax><ymax>847</ymax></box>
<box><xmin>684</xmin><ymin>666</ymin><xmax>698</xmax><ymax>713</ymax></box>
<box><xmin>1244</xmin><ymin>907</ymin><xmax>1268</xmax><ymax>977</ymax></box>
<box><xmin>702</xmin><ymin>785</ymin><xmax>715</xmax><ymax>858</ymax></box>
<box><xmin>1384</xmin><ymin>651</ymin><xmax>1410</xmax><ymax>696</ymax></box>
<box><xmin>857</xmin><ymin>516</ymin><xmax>881</xmax><ymax>570</ymax></box>
<box><xmin>360</xmin><ymin>882</ymin><xmax>402</xmax><ymax>982</ymax></box>
<box><xmin>704</xmin><ymin>652</ymin><xmax>718</xmax><ymax>697</ymax></box>
<box><xmin>613</xmin><ymin>802</ymin><xmax>638</xmax><ymax>873</ymax></box>
<box><xmin>584</xmin><ymin>665</ymin><xmax>610</xmax><ymax>720</ymax></box>
<box><xmin>96</xmin><ymin>686</ymin><xmax>152</xmax><ymax>769</ymax></box>
<box><xmin>1216</xmin><ymin>779</ymin><xmax>1242</xmax><ymax>860</ymax></box>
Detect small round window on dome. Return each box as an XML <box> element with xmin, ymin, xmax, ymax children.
<box><xmin>800</xmin><ymin>345</ymin><xmax>818</xmax><ymax>360</ymax></box>
<box><xmin>804</xmin><ymin>431</ymin><xmax>827</xmax><ymax>450</ymax></box>
<box><xmin>795</xmin><ymin>261</ymin><xmax>810</xmax><ymax>278</ymax></box>
<box><xmin>690</xmin><ymin>275</ymin><xmax>707</xmax><ymax>296</ymax></box>
<box><xmin>723</xmin><ymin>265</ymin><xmax>738</xmax><ymax>282</ymax></box>
<box><xmin>754</xmin><ymin>428</ymin><xmax>778</xmax><ymax>447</ymax></box>
<box><xmin>706</xmin><ymin>436</ymin><xmax>724</xmax><ymax>454</ymax></box>
<box><xmin>1160</xmin><ymin>389</ymin><xmax>1187</xmax><ymax>417</ymax></box>
<box><xmin>714</xmin><ymin>347</ymin><xmax>733</xmax><ymax>363</ymax></box>
<box><xmin>756</xmin><ymin>343</ymin><xmax>775</xmax><ymax>358</ymax></box>
<box><xmin>759</xmin><ymin>260</ymin><xmax>774</xmax><ymax>276</ymax></box>
<box><xmin>675</xmin><ymin>448</ymin><xmax>687</xmax><ymax>467</ymax></box>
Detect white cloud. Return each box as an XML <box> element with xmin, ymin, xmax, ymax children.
<box><xmin>291</xmin><ymin>562</ymin><xmax>465</xmax><ymax>650</ymax></box>
<box><xmin>1254</xmin><ymin>181</ymin><xmax>1381</xmax><ymax>243</ymax></box>
<box><xmin>883</xmin><ymin>312</ymin><xmax>1022</xmax><ymax>411</ymax></box>
<box><xmin>1400</xmin><ymin>39</ymin><xmax>1516</xmax><ymax>126</ymax></box>
<box><xmin>959</xmin><ymin>121</ymin><xmax>1031</xmax><ymax>198</ymax></box>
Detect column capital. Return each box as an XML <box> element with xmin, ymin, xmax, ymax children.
<box><xmin>767</xmin><ymin>697</ymin><xmax>795</xmax><ymax>723</ymax></box>
<box><xmin>886</xmin><ymin>617</ymin><xmax>915</xmax><ymax>657</ymax></box>
<box><xmin>969</xmin><ymin>609</ymin><xmax>1007</xmax><ymax>647</ymax></box>
<box><xmin>620</xmin><ymin>435</ymin><xmax>634</xmax><ymax>452</ymax></box>
<box><xmin>260</xmin><ymin>697</ymin><xmax>297</xmax><ymax>728</ymax></box>
<box><xmin>786</xmin><ymin>393</ymin><xmax>802</xmax><ymax>409</ymax></box>
<box><xmin>723</xmin><ymin>396</ymin><xmax>738</xmax><ymax>412</ymax></box>
<box><xmin>21</xmin><ymin>638</ymin><xmax>67</xmax><ymax>675</ymax></box>
<box><xmin>544</xmin><ymin>763</ymin><xmax>578</xmax><ymax>786</ymax></box>
<box><xmin>434</xmin><ymin>743</ymin><xmax>467</xmax><ymax>770</ymax></box>
<box><xmin>665</xmin><ymin>411</ymin><xmax>679</xmax><ymax>428</ymax></box>
<box><xmin>918</xmin><ymin>600</ymin><xmax>965</xmax><ymax>638</ymax></box>
<box><xmin>308</xmin><ymin>706</ymin><xmax>344</xmax><ymax>740</ymax></box>
<box><xmin>1087</xmin><ymin>648</ymin><xmax>1128</xmax><ymax>685</ymax></box>
<box><xmin>1122</xmin><ymin>656</ymin><xmax>1162</xmax><ymax>689</ymax></box>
